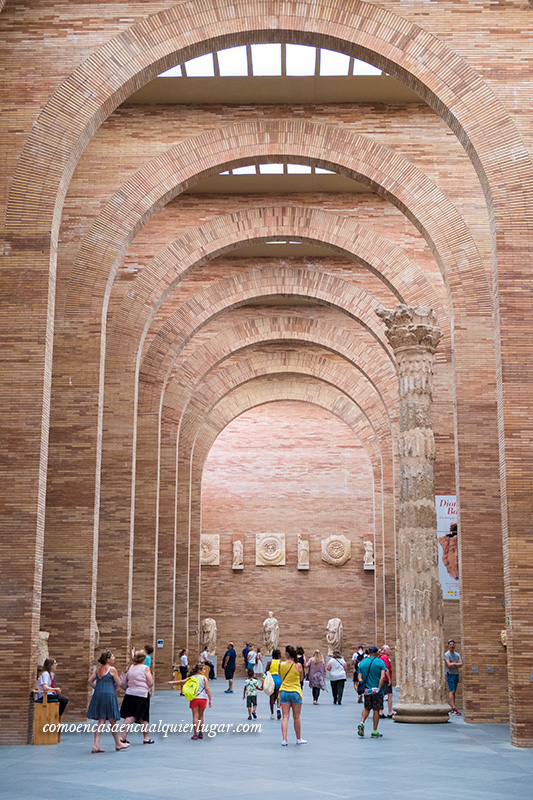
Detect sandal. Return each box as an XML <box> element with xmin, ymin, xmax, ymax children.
<box><xmin>115</xmin><ymin>742</ymin><xmax>130</xmax><ymax>750</ymax></box>
<box><xmin>91</xmin><ymin>747</ymin><xmax>105</xmax><ymax>753</ymax></box>
<box><xmin>143</xmin><ymin>739</ymin><xmax>155</xmax><ymax>744</ymax></box>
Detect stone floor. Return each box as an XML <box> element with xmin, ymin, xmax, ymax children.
<box><xmin>2</xmin><ymin>681</ymin><xmax>532</xmax><ymax>799</ymax></box>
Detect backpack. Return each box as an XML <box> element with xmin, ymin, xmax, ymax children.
<box><xmin>182</xmin><ymin>675</ymin><xmax>200</xmax><ymax>700</ymax></box>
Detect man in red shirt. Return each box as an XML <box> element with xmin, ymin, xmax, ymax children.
<box><xmin>379</xmin><ymin>645</ymin><xmax>394</xmax><ymax>718</ymax></box>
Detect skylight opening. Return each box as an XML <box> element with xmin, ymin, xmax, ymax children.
<box><xmin>315</xmin><ymin>167</ymin><xmax>335</xmax><ymax>174</ymax></box>
<box><xmin>183</xmin><ymin>53</ymin><xmax>215</xmax><ymax>77</ymax></box>
<box><xmin>259</xmin><ymin>164</ymin><xmax>284</xmax><ymax>174</ymax></box>
<box><xmin>216</xmin><ymin>45</ymin><xmax>248</xmax><ymax>77</ymax></box>
<box><xmin>158</xmin><ymin>64</ymin><xmax>182</xmax><ymax>77</ymax></box>
<box><xmin>231</xmin><ymin>165</ymin><xmax>257</xmax><ymax>175</ymax></box>
<box><xmin>287</xmin><ymin>164</ymin><xmax>312</xmax><ymax>174</ymax></box>
<box><xmin>251</xmin><ymin>43</ymin><xmax>282</xmax><ymax>76</ymax></box>
<box><xmin>286</xmin><ymin>44</ymin><xmax>316</xmax><ymax>76</ymax></box>
<box><xmin>319</xmin><ymin>49</ymin><xmax>351</xmax><ymax>76</ymax></box>
<box><xmin>158</xmin><ymin>43</ymin><xmax>381</xmax><ymax>80</ymax></box>
<box><xmin>353</xmin><ymin>58</ymin><xmax>382</xmax><ymax>76</ymax></box>
<box><xmin>266</xmin><ymin>240</ymin><xmax>287</xmax><ymax>244</ymax></box>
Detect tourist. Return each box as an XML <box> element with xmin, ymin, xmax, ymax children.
<box><xmin>306</xmin><ymin>649</ymin><xmax>326</xmax><ymax>704</ymax></box>
<box><xmin>169</xmin><ymin>663</ymin><xmax>212</xmax><ymax>740</ymax></box>
<box><xmin>87</xmin><ymin>650</ymin><xmax>130</xmax><ymax>753</ymax></box>
<box><xmin>35</xmin><ymin>657</ymin><xmax>69</xmax><ymax>718</ymax></box>
<box><xmin>222</xmin><ymin>641</ymin><xmax>237</xmax><ymax>693</ymax></box>
<box><xmin>243</xmin><ymin>667</ymin><xmax>262</xmax><ymax>719</ymax></box>
<box><xmin>174</xmin><ymin>648</ymin><xmax>188</xmax><ymax>680</ymax></box>
<box><xmin>246</xmin><ymin>644</ymin><xmax>257</xmax><ymax>671</ymax></box>
<box><xmin>327</xmin><ymin>648</ymin><xmax>347</xmax><ymax>704</ymax></box>
<box><xmin>296</xmin><ymin>646</ymin><xmax>306</xmax><ymax>688</ymax></box>
<box><xmin>352</xmin><ymin>645</ymin><xmax>366</xmax><ymax>703</ymax></box>
<box><xmin>144</xmin><ymin>644</ymin><xmax>154</xmax><ymax>667</ymax></box>
<box><xmin>266</xmin><ymin>648</ymin><xmax>282</xmax><ymax>719</ymax></box>
<box><xmin>200</xmin><ymin>646</ymin><xmax>215</xmax><ymax>680</ymax></box>
<box><xmin>357</xmin><ymin>645</ymin><xmax>388</xmax><ymax>739</ymax></box>
<box><xmin>379</xmin><ymin>645</ymin><xmax>394</xmax><ymax>718</ymax></box>
<box><xmin>279</xmin><ymin>645</ymin><xmax>306</xmax><ymax>746</ymax></box>
<box><xmin>254</xmin><ymin>647</ymin><xmax>264</xmax><ymax>678</ymax></box>
<box><xmin>445</xmin><ymin>639</ymin><xmax>463</xmax><ymax>715</ymax></box>
<box><xmin>119</xmin><ymin>648</ymin><xmax>155</xmax><ymax>745</ymax></box>
<box><xmin>242</xmin><ymin>642</ymin><xmax>251</xmax><ymax>672</ymax></box>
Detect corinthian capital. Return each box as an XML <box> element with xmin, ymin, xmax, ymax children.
<box><xmin>376</xmin><ymin>304</ymin><xmax>442</xmax><ymax>354</ymax></box>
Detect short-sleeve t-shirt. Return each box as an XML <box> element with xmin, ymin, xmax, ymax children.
<box><xmin>358</xmin><ymin>656</ymin><xmax>387</xmax><ymax>694</ymax></box>
<box><xmin>445</xmin><ymin>650</ymin><xmax>461</xmax><ymax>674</ymax></box>
<box><xmin>244</xmin><ymin>677</ymin><xmax>259</xmax><ymax>697</ymax></box>
<box><xmin>224</xmin><ymin>649</ymin><xmax>236</xmax><ymax>669</ymax></box>
<box><xmin>144</xmin><ymin>654</ymin><xmax>151</xmax><ymax>667</ymax></box>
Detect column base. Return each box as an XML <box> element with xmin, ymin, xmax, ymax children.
<box><xmin>392</xmin><ymin>703</ymin><xmax>450</xmax><ymax>724</ymax></box>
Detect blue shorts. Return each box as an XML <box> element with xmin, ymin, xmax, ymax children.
<box><xmin>446</xmin><ymin>673</ymin><xmax>459</xmax><ymax>692</ymax></box>
<box><xmin>280</xmin><ymin>690</ymin><xmax>302</xmax><ymax>705</ymax></box>
<box><xmin>273</xmin><ymin>674</ymin><xmax>282</xmax><ymax>689</ymax></box>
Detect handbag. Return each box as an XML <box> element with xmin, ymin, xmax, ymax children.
<box><xmin>357</xmin><ymin>657</ymin><xmax>377</xmax><ymax>696</ymax></box>
<box><xmin>263</xmin><ymin>671</ymin><xmax>275</xmax><ymax>696</ymax></box>
<box><xmin>119</xmin><ymin>671</ymin><xmax>129</xmax><ymax>691</ymax></box>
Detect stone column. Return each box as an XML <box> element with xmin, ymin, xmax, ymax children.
<box><xmin>376</xmin><ymin>305</ymin><xmax>449</xmax><ymax>723</ymax></box>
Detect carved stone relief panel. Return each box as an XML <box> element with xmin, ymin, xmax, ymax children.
<box><xmin>256</xmin><ymin>533</ymin><xmax>286</xmax><ymax>566</ymax></box>
<box><xmin>321</xmin><ymin>534</ymin><xmax>351</xmax><ymax>566</ymax></box>
<box><xmin>200</xmin><ymin>534</ymin><xmax>220</xmax><ymax>566</ymax></box>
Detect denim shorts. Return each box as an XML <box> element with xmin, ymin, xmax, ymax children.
<box><xmin>446</xmin><ymin>673</ymin><xmax>459</xmax><ymax>691</ymax></box>
<box><xmin>280</xmin><ymin>690</ymin><xmax>302</xmax><ymax>704</ymax></box>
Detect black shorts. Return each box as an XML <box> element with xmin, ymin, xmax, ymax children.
<box><xmin>364</xmin><ymin>693</ymin><xmax>384</xmax><ymax>711</ymax></box>
<box><xmin>225</xmin><ymin>668</ymin><xmax>235</xmax><ymax>680</ymax></box>
<box><xmin>382</xmin><ymin>681</ymin><xmax>392</xmax><ymax>695</ymax></box>
<box><xmin>246</xmin><ymin>695</ymin><xmax>257</xmax><ymax>708</ymax></box>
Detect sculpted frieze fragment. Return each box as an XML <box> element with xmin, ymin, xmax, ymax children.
<box><xmin>321</xmin><ymin>534</ymin><xmax>351</xmax><ymax>566</ymax></box>
<box><xmin>256</xmin><ymin>533</ymin><xmax>285</xmax><ymax>566</ymax></box>
<box><xmin>200</xmin><ymin>534</ymin><xmax>220</xmax><ymax>566</ymax></box>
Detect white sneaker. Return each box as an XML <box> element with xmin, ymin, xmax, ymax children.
<box><xmin>281</xmin><ymin>740</ymin><xmax>288</xmax><ymax>746</ymax></box>
<box><xmin>270</xmin><ymin>713</ymin><xmax>275</xmax><ymax>719</ymax></box>
<box><xmin>296</xmin><ymin>738</ymin><xmax>307</xmax><ymax>745</ymax></box>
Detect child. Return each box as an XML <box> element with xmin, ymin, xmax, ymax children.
<box><xmin>168</xmin><ymin>663</ymin><xmax>212</xmax><ymax>740</ymax></box>
<box><xmin>243</xmin><ymin>667</ymin><xmax>262</xmax><ymax>720</ymax></box>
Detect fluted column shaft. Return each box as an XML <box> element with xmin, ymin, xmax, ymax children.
<box><xmin>377</xmin><ymin>305</ymin><xmax>449</xmax><ymax>723</ymax></box>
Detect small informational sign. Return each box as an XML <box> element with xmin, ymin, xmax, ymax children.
<box><xmin>435</xmin><ymin>495</ymin><xmax>459</xmax><ymax>599</ymax></box>
<box><xmin>157</xmin><ymin>639</ymin><xmax>164</xmax><ymax>649</ymax></box>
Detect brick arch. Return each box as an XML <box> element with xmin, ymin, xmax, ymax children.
<box><xmin>163</xmin><ymin>313</ymin><xmax>397</xmax><ymax>433</ymax></box>
<box><xmin>179</xmin><ymin>375</ymin><xmax>389</xmax><ymax>655</ymax></box>
<box><xmin>6</xmin><ymin>0</ymin><xmax>530</xmax><ymax>266</ymax></box>
<box><xmin>138</xmin><ymin>266</ymin><xmax>392</xmax><ymax>414</ymax></box>
<box><xmin>175</xmin><ymin>348</ymin><xmax>392</xmax><ymax>448</ymax></box>
<box><xmin>69</xmin><ymin>123</ymin><xmax>480</xmax><ymax>317</ymax></box>
<box><xmin>106</xmin><ymin>204</ymin><xmax>447</xmax><ymax>367</ymax></box>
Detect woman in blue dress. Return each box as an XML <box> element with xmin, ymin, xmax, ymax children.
<box><xmin>87</xmin><ymin>650</ymin><xmax>130</xmax><ymax>753</ymax></box>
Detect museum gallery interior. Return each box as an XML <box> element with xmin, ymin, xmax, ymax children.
<box><xmin>1</xmin><ymin>0</ymin><xmax>533</xmax><ymax>748</ymax></box>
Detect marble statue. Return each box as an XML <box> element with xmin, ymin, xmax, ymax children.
<box><xmin>232</xmin><ymin>539</ymin><xmax>243</xmax><ymax>569</ymax></box>
<box><xmin>363</xmin><ymin>540</ymin><xmax>375</xmax><ymax>567</ymax></box>
<box><xmin>38</xmin><ymin>631</ymin><xmax>50</xmax><ymax>667</ymax></box>
<box><xmin>202</xmin><ymin>617</ymin><xmax>217</xmax><ymax>654</ymax></box>
<box><xmin>326</xmin><ymin>617</ymin><xmax>343</xmax><ymax>655</ymax></box>
<box><xmin>298</xmin><ymin>534</ymin><xmax>310</xmax><ymax>570</ymax></box>
<box><xmin>263</xmin><ymin>611</ymin><xmax>279</xmax><ymax>653</ymax></box>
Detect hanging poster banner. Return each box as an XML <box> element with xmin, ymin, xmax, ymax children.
<box><xmin>435</xmin><ymin>495</ymin><xmax>459</xmax><ymax>599</ymax></box>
